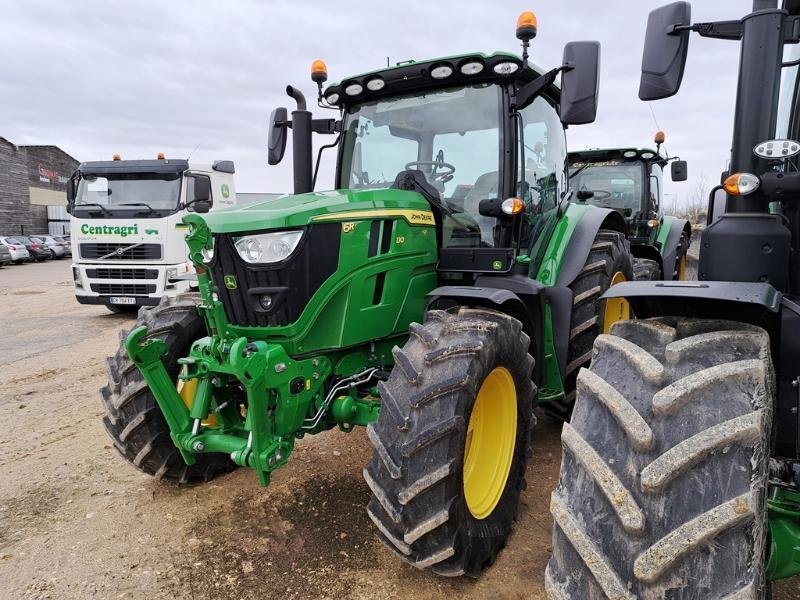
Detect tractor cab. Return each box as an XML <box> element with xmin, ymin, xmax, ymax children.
<box><xmin>568</xmin><ymin>139</ymin><xmax>687</xmax><ymax>246</ymax></box>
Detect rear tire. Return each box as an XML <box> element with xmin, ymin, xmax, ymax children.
<box><xmin>546</xmin><ymin>317</ymin><xmax>773</xmax><ymax>599</ymax></box>
<box><xmin>633</xmin><ymin>258</ymin><xmax>661</xmax><ymax>281</ymax></box>
<box><xmin>543</xmin><ymin>229</ymin><xmax>634</xmax><ymax>421</ymax></box>
<box><xmin>100</xmin><ymin>294</ymin><xmax>236</xmax><ymax>484</ymax></box>
<box><xmin>365</xmin><ymin>308</ymin><xmax>535</xmax><ymax>577</ymax></box>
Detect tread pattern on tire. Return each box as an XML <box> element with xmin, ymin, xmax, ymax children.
<box><xmin>546</xmin><ymin>317</ymin><xmax>774</xmax><ymax>599</ymax></box>
<box><xmin>101</xmin><ymin>294</ymin><xmax>236</xmax><ymax>484</ymax></box>
<box><xmin>365</xmin><ymin>308</ymin><xmax>536</xmax><ymax>578</ymax></box>
<box><xmin>544</xmin><ymin>229</ymin><xmax>634</xmax><ymax>421</ymax></box>
<box><xmin>633</xmin><ymin>257</ymin><xmax>661</xmax><ymax>281</ymax></box>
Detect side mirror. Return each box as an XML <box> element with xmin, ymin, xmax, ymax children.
<box><xmin>576</xmin><ymin>189</ymin><xmax>594</xmax><ymax>201</ymax></box>
<box><xmin>268</xmin><ymin>107</ymin><xmax>288</xmax><ymax>165</ymax></box>
<box><xmin>65</xmin><ymin>172</ymin><xmax>77</xmax><ymax>214</ymax></box>
<box><xmin>639</xmin><ymin>2</ymin><xmax>692</xmax><ymax>100</ymax></box>
<box><xmin>671</xmin><ymin>160</ymin><xmax>688</xmax><ymax>181</ymax></box>
<box><xmin>192</xmin><ymin>200</ymin><xmax>212</xmax><ymax>214</ymax></box>
<box><xmin>192</xmin><ymin>176</ymin><xmax>211</xmax><ymax>202</ymax></box>
<box><xmin>559</xmin><ymin>41</ymin><xmax>601</xmax><ymax>125</ymax></box>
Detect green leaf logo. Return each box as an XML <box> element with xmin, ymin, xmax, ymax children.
<box><xmin>221</xmin><ymin>184</ymin><xmax>230</xmax><ymax>199</ymax></box>
<box><xmin>223</xmin><ymin>275</ymin><xmax>237</xmax><ymax>290</ymax></box>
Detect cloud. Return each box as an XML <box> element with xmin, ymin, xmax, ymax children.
<box><xmin>2</xmin><ymin>0</ymin><xmax>755</xmax><ymax>208</ymax></box>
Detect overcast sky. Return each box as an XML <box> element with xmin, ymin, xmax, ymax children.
<box><xmin>2</xmin><ymin>0</ymin><xmax>761</xmax><ymax>208</ymax></box>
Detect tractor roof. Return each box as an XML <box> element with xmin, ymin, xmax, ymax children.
<box><xmin>568</xmin><ymin>147</ymin><xmax>667</xmax><ymax>167</ymax></box>
<box><xmin>324</xmin><ymin>51</ymin><xmax>557</xmax><ymax>108</ymax></box>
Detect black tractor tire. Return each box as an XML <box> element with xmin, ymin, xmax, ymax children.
<box><xmin>546</xmin><ymin>317</ymin><xmax>773</xmax><ymax>599</ymax></box>
<box><xmin>633</xmin><ymin>258</ymin><xmax>661</xmax><ymax>281</ymax></box>
<box><xmin>672</xmin><ymin>230</ymin><xmax>691</xmax><ymax>280</ymax></box>
<box><xmin>101</xmin><ymin>294</ymin><xmax>236</xmax><ymax>484</ymax></box>
<box><xmin>543</xmin><ymin>229</ymin><xmax>634</xmax><ymax>421</ymax></box>
<box><xmin>365</xmin><ymin>308</ymin><xmax>535</xmax><ymax>578</ymax></box>
<box><xmin>105</xmin><ymin>304</ymin><xmax>140</xmax><ymax>315</ymax></box>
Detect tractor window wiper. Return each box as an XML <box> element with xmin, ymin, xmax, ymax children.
<box><xmin>73</xmin><ymin>203</ymin><xmax>111</xmax><ymax>215</ymax></box>
<box><xmin>568</xmin><ymin>162</ymin><xmax>594</xmax><ymax>180</ymax></box>
<box><xmin>117</xmin><ymin>202</ymin><xmax>155</xmax><ymax>214</ymax></box>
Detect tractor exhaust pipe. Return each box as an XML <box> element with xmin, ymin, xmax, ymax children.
<box><xmin>286</xmin><ymin>85</ymin><xmax>313</xmax><ymax>194</ymax></box>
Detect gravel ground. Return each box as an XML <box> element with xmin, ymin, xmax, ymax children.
<box><xmin>0</xmin><ymin>256</ymin><xmax>796</xmax><ymax>599</ymax></box>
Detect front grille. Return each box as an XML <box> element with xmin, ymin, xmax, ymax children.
<box><xmin>86</xmin><ymin>268</ymin><xmax>159</xmax><ymax>280</ymax></box>
<box><xmin>79</xmin><ymin>243</ymin><xmax>161</xmax><ymax>260</ymax></box>
<box><xmin>90</xmin><ymin>283</ymin><xmax>156</xmax><ymax>295</ymax></box>
<box><xmin>210</xmin><ymin>225</ymin><xmax>341</xmax><ymax>327</ymax></box>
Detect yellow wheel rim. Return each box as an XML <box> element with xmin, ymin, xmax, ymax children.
<box><xmin>177</xmin><ymin>366</ymin><xmax>217</xmax><ymax>427</ymax></box>
<box><xmin>603</xmin><ymin>271</ymin><xmax>630</xmax><ymax>334</ymax></box>
<box><xmin>677</xmin><ymin>254</ymin><xmax>687</xmax><ymax>280</ymax></box>
<box><xmin>463</xmin><ymin>367</ymin><xmax>517</xmax><ymax>520</ymax></box>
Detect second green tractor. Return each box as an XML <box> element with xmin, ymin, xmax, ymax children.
<box><xmin>105</xmin><ymin>12</ymin><xmax>643</xmax><ymax>576</ymax></box>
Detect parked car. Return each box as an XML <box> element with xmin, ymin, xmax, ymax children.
<box><xmin>0</xmin><ymin>243</ymin><xmax>11</xmax><ymax>267</ymax></box>
<box><xmin>0</xmin><ymin>236</ymin><xmax>31</xmax><ymax>263</ymax></box>
<box><xmin>31</xmin><ymin>235</ymin><xmax>69</xmax><ymax>258</ymax></box>
<box><xmin>14</xmin><ymin>236</ymin><xmax>52</xmax><ymax>261</ymax></box>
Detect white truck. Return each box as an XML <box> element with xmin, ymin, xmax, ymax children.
<box><xmin>67</xmin><ymin>156</ymin><xmax>237</xmax><ymax>312</ymax></box>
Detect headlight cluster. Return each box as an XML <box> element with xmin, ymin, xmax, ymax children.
<box><xmin>324</xmin><ymin>55</ymin><xmax>521</xmax><ymax>105</ymax></box>
<box><xmin>233</xmin><ymin>230</ymin><xmax>303</xmax><ymax>264</ymax></box>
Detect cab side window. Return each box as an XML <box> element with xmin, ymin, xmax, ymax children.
<box><xmin>517</xmin><ymin>96</ymin><xmax>567</xmax><ymax>216</ymax></box>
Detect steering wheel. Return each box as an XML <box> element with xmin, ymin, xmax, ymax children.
<box><xmin>405</xmin><ymin>160</ymin><xmax>456</xmax><ymax>183</ymax></box>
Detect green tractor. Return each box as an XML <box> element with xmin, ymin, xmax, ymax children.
<box><xmin>102</xmin><ymin>12</ymin><xmax>633</xmax><ymax>576</ymax></box>
<box><xmin>568</xmin><ymin>137</ymin><xmax>692</xmax><ymax>282</ymax></box>
<box><xmin>546</xmin><ymin>1</ymin><xmax>800</xmax><ymax>597</ymax></box>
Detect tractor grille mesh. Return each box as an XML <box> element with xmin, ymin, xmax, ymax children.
<box><xmin>209</xmin><ymin>225</ymin><xmax>341</xmax><ymax>327</ymax></box>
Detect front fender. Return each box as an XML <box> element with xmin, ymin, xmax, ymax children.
<box><xmin>657</xmin><ymin>216</ymin><xmax>691</xmax><ymax>279</ymax></box>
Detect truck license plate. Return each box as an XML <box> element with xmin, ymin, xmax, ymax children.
<box><xmin>109</xmin><ymin>296</ymin><xmax>136</xmax><ymax>305</ymax></box>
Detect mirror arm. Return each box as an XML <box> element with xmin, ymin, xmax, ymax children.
<box><xmin>514</xmin><ymin>66</ymin><xmax>563</xmax><ymax>110</ymax></box>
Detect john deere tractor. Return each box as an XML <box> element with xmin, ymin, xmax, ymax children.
<box><xmin>546</xmin><ymin>1</ymin><xmax>800</xmax><ymax>597</ymax></box>
<box><xmin>102</xmin><ymin>13</ymin><xmax>634</xmax><ymax>577</ymax></box>
<box><xmin>568</xmin><ymin>136</ymin><xmax>691</xmax><ymax>281</ymax></box>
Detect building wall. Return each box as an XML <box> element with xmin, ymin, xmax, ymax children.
<box><xmin>0</xmin><ymin>138</ymin><xmax>78</xmax><ymax>236</ymax></box>
<box><xmin>0</xmin><ymin>138</ymin><xmax>40</xmax><ymax>236</ymax></box>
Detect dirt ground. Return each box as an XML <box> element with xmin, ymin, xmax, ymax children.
<box><xmin>0</xmin><ymin>258</ymin><xmax>797</xmax><ymax>599</ymax></box>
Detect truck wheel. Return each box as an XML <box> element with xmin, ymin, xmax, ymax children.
<box><xmin>546</xmin><ymin>318</ymin><xmax>773</xmax><ymax>599</ymax></box>
<box><xmin>544</xmin><ymin>229</ymin><xmax>634</xmax><ymax>421</ymax></box>
<box><xmin>633</xmin><ymin>258</ymin><xmax>661</xmax><ymax>281</ymax></box>
<box><xmin>365</xmin><ymin>308</ymin><xmax>535</xmax><ymax>577</ymax></box>
<box><xmin>100</xmin><ymin>294</ymin><xmax>236</xmax><ymax>484</ymax></box>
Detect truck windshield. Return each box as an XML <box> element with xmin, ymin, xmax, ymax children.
<box><xmin>569</xmin><ymin>161</ymin><xmax>644</xmax><ymax>218</ymax></box>
<box><xmin>340</xmin><ymin>84</ymin><xmax>501</xmax><ymax>247</ymax></box>
<box><xmin>74</xmin><ymin>173</ymin><xmax>182</xmax><ymax>216</ymax></box>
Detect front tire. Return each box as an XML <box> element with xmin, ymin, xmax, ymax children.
<box><xmin>546</xmin><ymin>317</ymin><xmax>773</xmax><ymax>598</ymax></box>
<box><xmin>101</xmin><ymin>294</ymin><xmax>236</xmax><ymax>484</ymax></box>
<box><xmin>365</xmin><ymin>308</ymin><xmax>535</xmax><ymax>577</ymax></box>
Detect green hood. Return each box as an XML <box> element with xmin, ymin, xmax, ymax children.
<box><xmin>200</xmin><ymin>188</ymin><xmax>433</xmax><ymax>233</ymax></box>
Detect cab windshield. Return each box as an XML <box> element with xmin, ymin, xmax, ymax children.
<box><xmin>569</xmin><ymin>161</ymin><xmax>644</xmax><ymax>218</ymax></box>
<box><xmin>73</xmin><ymin>172</ymin><xmax>182</xmax><ymax>217</ymax></box>
<box><xmin>340</xmin><ymin>84</ymin><xmax>501</xmax><ymax>247</ymax></box>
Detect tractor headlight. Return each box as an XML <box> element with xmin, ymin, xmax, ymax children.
<box><xmin>233</xmin><ymin>230</ymin><xmax>304</xmax><ymax>264</ymax></box>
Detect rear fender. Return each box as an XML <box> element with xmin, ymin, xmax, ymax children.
<box><xmin>657</xmin><ymin>216</ymin><xmax>691</xmax><ymax>279</ymax></box>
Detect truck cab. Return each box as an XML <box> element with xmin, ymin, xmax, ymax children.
<box><xmin>68</xmin><ymin>157</ymin><xmax>237</xmax><ymax>311</ymax></box>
